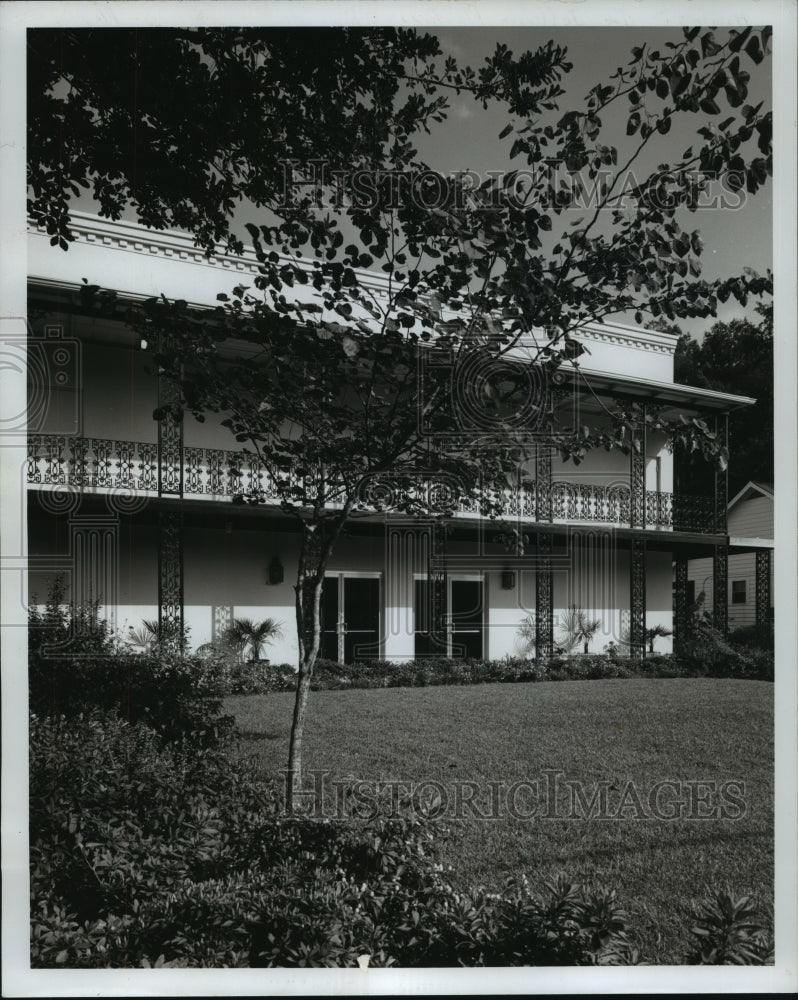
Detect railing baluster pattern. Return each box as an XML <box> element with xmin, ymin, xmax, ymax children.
<box><xmin>26</xmin><ymin>434</ymin><xmax>716</xmax><ymax>533</ymax></box>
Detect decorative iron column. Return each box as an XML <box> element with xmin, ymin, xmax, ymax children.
<box><xmin>674</xmin><ymin>556</ymin><xmax>689</xmax><ymax>647</ymax></box>
<box><xmin>430</xmin><ymin>519</ymin><xmax>448</xmax><ymax>654</ymax></box>
<box><xmin>535</xmin><ymin>442</ymin><xmax>553</xmax><ymax>522</ymax></box>
<box><xmin>157</xmin><ymin>333</ymin><xmax>183</xmax><ymax>496</ymax></box>
<box><xmin>535</xmin><ymin>530</ymin><xmax>554</xmax><ymax>659</ymax></box>
<box><xmin>712</xmin><ymin>544</ymin><xmax>728</xmax><ymax>636</ymax></box>
<box><xmin>630</xmin><ymin>408</ymin><xmax>646</xmax><ymax>529</ymax></box>
<box><xmin>755</xmin><ymin>548</ymin><xmax>771</xmax><ymax>636</ymax></box>
<box><xmin>713</xmin><ymin>414</ymin><xmax>728</xmax><ymax>534</ymax></box>
<box><xmin>629</xmin><ymin>537</ymin><xmax>646</xmax><ymax>658</ymax></box>
<box><xmin>158</xmin><ymin>511</ymin><xmax>184</xmax><ymax>642</ymax></box>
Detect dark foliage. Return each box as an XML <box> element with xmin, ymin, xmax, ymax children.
<box><xmin>673</xmin><ymin>306</ymin><xmax>773</xmax><ymax>494</ymax></box>
<box><xmin>29</xmin><ymin>579</ymin><xmax>233</xmax><ymax>744</ymax></box>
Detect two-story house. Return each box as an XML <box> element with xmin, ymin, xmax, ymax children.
<box><xmin>25</xmin><ymin>212</ymin><xmax>772</xmax><ymax>664</ymax></box>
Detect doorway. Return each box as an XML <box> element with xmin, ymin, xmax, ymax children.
<box><xmin>321</xmin><ymin>574</ymin><xmax>381</xmax><ymax>662</ymax></box>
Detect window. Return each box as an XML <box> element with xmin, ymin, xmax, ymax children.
<box><xmin>731</xmin><ymin>580</ymin><xmax>747</xmax><ymax>605</ymax></box>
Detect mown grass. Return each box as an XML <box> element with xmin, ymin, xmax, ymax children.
<box><xmin>227</xmin><ymin>678</ymin><xmax>773</xmax><ymax>962</ymax></box>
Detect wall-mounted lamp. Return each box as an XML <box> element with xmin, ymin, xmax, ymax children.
<box><xmin>501</xmin><ymin>570</ymin><xmax>516</xmax><ymax>591</ymax></box>
<box><xmin>268</xmin><ymin>556</ymin><xmax>284</xmax><ymax>585</ymax></box>
<box><xmin>140</xmin><ymin>337</ymin><xmax>148</xmax><ymax>350</ymax></box>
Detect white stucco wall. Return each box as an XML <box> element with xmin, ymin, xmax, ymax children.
<box><xmin>28</xmin><ymin>514</ymin><xmax>675</xmax><ymax>663</ymax></box>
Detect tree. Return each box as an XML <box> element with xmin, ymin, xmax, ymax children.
<box><xmin>673</xmin><ymin>304</ymin><xmax>773</xmax><ymax>493</ymax></box>
<box><xmin>34</xmin><ymin>25</ymin><xmax>773</xmax><ymax>805</ymax></box>
<box><xmin>27</xmin><ymin>27</ymin><xmax>571</xmax><ymax>255</ymax></box>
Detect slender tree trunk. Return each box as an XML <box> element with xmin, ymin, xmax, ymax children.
<box><xmin>285</xmin><ymin>518</ymin><xmax>338</xmax><ymax>813</ymax></box>
<box><xmin>284</xmin><ymin>501</ymin><xmax>356</xmax><ymax>812</ymax></box>
<box><xmin>286</xmin><ymin>548</ymin><xmax>326</xmax><ymax>812</ymax></box>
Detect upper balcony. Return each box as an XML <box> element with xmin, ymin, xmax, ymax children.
<box><xmin>26</xmin><ymin>432</ymin><xmax>721</xmax><ymax>535</ymax></box>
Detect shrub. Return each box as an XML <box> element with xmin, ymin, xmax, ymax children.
<box><xmin>29</xmin><ymin>579</ymin><xmax>233</xmax><ymax>743</ymax></box>
<box><xmin>730</xmin><ymin>622</ymin><xmax>774</xmax><ymax>651</ymax></box>
<box><xmin>305</xmin><ymin>654</ymin><xmax>697</xmax><ymax>691</ymax></box>
<box><xmin>29</xmin><ymin>644</ymin><xmax>234</xmax><ymax>744</ymax></box>
<box><xmin>674</xmin><ymin>618</ymin><xmax>773</xmax><ymax>681</ymax></box>
<box><xmin>215</xmin><ymin>657</ymin><xmax>296</xmax><ymax>696</ymax></box>
<box><xmin>29</xmin><ymin>708</ymin><xmax>282</xmax><ymax>967</ymax></box>
<box><xmin>685</xmin><ymin>891</ymin><xmax>774</xmax><ymax>965</ymax></box>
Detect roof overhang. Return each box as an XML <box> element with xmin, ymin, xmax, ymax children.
<box><xmin>728</xmin><ymin>535</ymin><xmax>775</xmax><ymax>553</ymax></box>
<box><xmin>562</xmin><ymin>366</ymin><xmax>756</xmax><ymax>412</ymax></box>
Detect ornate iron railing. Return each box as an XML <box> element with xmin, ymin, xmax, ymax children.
<box><xmin>671</xmin><ymin>492</ymin><xmax>718</xmax><ymax>533</ymax></box>
<box><xmin>26</xmin><ymin>434</ymin><xmax>718</xmax><ymax>533</ymax></box>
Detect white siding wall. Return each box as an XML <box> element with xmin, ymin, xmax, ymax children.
<box><xmin>728</xmin><ymin>495</ymin><xmax>773</xmax><ymax>538</ymax></box>
<box><xmin>686</xmin><ymin>550</ymin><xmax>773</xmax><ymax>630</ymax></box>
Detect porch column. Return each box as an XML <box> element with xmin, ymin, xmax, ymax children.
<box><xmin>534</xmin><ymin>442</ymin><xmax>553</xmax><ymax>659</ymax></box>
<box><xmin>429</xmin><ymin>519</ymin><xmax>448</xmax><ymax>653</ymax></box>
<box><xmin>630</xmin><ymin>408</ymin><xmax>646</xmax><ymax>529</ymax></box>
<box><xmin>157</xmin><ymin>332</ymin><xmax>183</xmax><ymax>496</ymax></box>
<box><xmin>713</xmin><ymin>414</ymin><xmax>728</xmax><ymax>533</ymax></box>
<box><xmin>674</xmin><ymin>555</ymin><xmax>689</xmax><ymax>646</ymax></box>
<box><xmin>535</xmin><ymin>531</ymin><xmax>554</xmax><ymax>659</ymax></box>
<box><xmin>712</xmin><ymin>544</ymin><xmax>728</xmax><ymax>636</ymax></box>
<box><xmin>158</xmin><ymin>511</ymin><xmax>184</xmax><ymax>641</ymax></box>
<box><xmin>535</xmin><ymin>442</ymin><xmax>553</xmax><ymax>522</ymax></box>
<box><xmin>629</xmin><ymin>537</ymin><xmax>646</xmax><ymax>658</ymax></box>
<box><xmin>755</xmin><ymin>548</ymin><xmax>772</xmax><ymax>636</ymax></box>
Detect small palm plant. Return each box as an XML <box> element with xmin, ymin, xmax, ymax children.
<box><xmin>646</xmin><ymin>624</ymin><xmax>673</xmax><ymax>653</ymax></box>
<box><xmin>556</xmin><ymin>606</ymin><xmax>601</xmax><ymax>655</ymax></box>
<box><xmin>517</xmin><ymin>613</ymin><xmax>538</xmax><ymax>657</ymax></box>
<box><xmin>618</xmin><ymin>623</ymin><xmax>674</xmax><ymax>653</ymax></box>
<box><xmin>222</xmin><ymin>617</ymin><xmax>283</xmax><ymax>663</ymax></box>
<box><xmin>127</xmin><ymin>618</ymin><xmax>160</xmax><ymax>652</ymax></box>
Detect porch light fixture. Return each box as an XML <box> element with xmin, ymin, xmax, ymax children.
<box><xmin>140</xmin><ymin>337</ymin><xmax>148</xmax><ymax>350</ymax></box>
<box><xmin>501</xmin><ymin>570</ymin><xmax>516</xmax><ymax>590</ymax></box>
<box><xmin>268</xmin><ymin>556</ymin><xmax>284</xmax><ymax>585</ymax></box>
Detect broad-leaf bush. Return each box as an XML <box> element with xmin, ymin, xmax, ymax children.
<box><xmin>685</xmin><ymin>891</ymin><xmax>774</xmax><ymax>965</ymax></box>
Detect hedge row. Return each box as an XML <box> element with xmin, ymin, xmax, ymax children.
<box><xmin>230</xmin><ymin>644</ymin><xmax>773</xmax><ymax>696</ymax></box>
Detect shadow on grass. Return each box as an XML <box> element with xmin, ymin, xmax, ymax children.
<box><xmin>510</xmin><ymin>824</ymin><xmax>772</xmax><ymax>869</ymax></box>
<box><xmin>235</xmin><ymin>729</ymin><xmax>284</xmax><ymax>742</ymax></box>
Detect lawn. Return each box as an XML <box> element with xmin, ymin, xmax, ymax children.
<box><xmin>227</xmin><ymin>678</ymin><xmax>774</xmax><ymax>963</ymax></box>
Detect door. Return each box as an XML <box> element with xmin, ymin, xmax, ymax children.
<box><xmin>320</xmin><ymin>575</ymin><xmax>340</xmax><ymax>661</ymax></box>
<box><xmin>450</xmin><ymin>578</ymin><xmax>484</xmax><ymax>659</ymax></box>
<box><xmin>343</xmin><ymin>577</ymin><xmax>380</xmax><ymax>662</ymax></box>
<box><xmin>321</xmin><ymin>575</ymin><xmax>381</xmax><ymax>663</ymax></box>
